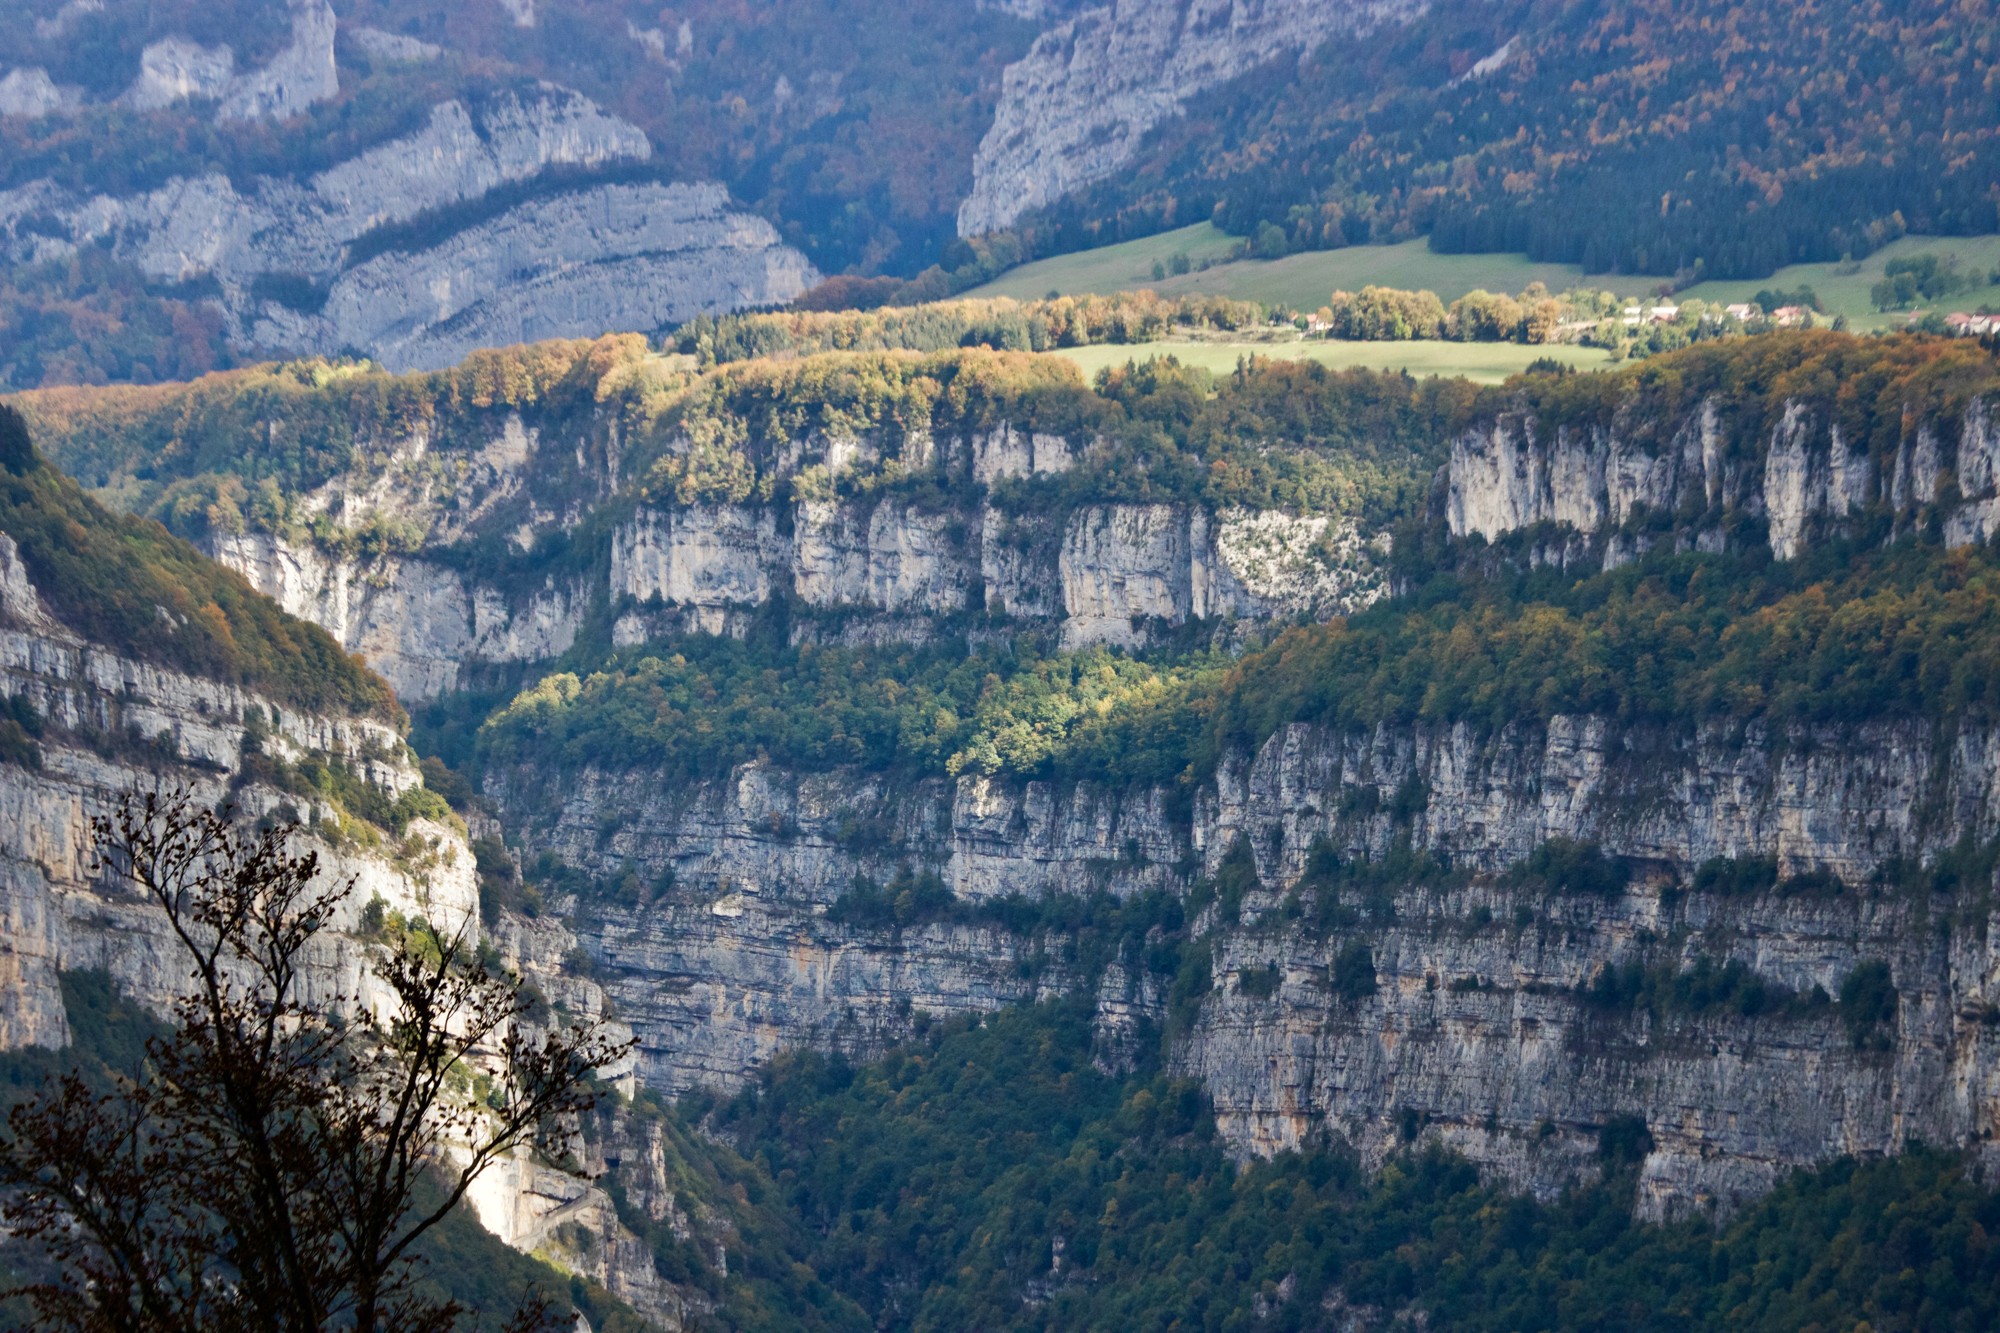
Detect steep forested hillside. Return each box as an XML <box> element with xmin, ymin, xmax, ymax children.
<box><xmin>16</xmin><ymin>326</ymin><xmax>2000</xmax><ymax>1327</ymax></box>
<box><xmin>5</xmin><ymin>0</ymin><xmax>1996</xmax><ymax>392</ymax></box>
<box><xmin>1018</xmin><ymin>0</ymin><xmax>2000</xmax><ymax>280</ymax></box>
<box><xmin>0</xmin><ymin>404</ymin><xmax>397</xmax><ymax>718</ymax></box>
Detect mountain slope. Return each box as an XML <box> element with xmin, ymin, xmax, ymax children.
<box><xmin>7</xmin><ymin>0</ymin><xmax>1998</xmax><ymax>391</ymax></box>
<box><xmin>20</xmin><ymin>329</ymin><xmax>2000</xmax><ymax>1224</ymax></box>
<box><xmin>991</xmin><ymin>0</ymin><xmax>2000</xmax><ymax>280</ymax></box>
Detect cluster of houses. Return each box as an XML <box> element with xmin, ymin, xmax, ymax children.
<box><xmin>1945</xmin><ymin>312</ymin><xmax>2000</xmax><ymax>337</ymax></box>
<box><xmin>1621</xmin><ymin>303</ymin><xmax>1813</xmax><ymax>327</ymax></box>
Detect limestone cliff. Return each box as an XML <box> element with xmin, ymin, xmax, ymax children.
<box><xmin>87</xmin><ymin>372</ymin><xmax>1384</xmax><ymax>695</ymax></box>
<box><xmin>0</xmin><ymin>459</ymin><xmax>688</xmax><ymax>1326</ymax></box>
<box><xmin>0</xmin><ymin>82</ymin><xmax>815</xmax><ymax>371</ymax></box>
<box><xmin>1444</xmin><ymin>385</ymin><xmax>2000</xmax><ymax>563</ymax></box>
<box><xmin>464</xmin><ymin>358</ymin><xmax>2000</xmax><ymax>1219</ymax></box>
<box><xmin>959</xmin><ymin>0</ymin><xmax>1422</xmax><ymax>235</ymax></box>
<box><xmin>0</xmin><ymin>523</ymin><xmax>467</xmax><ymax>1048</ymax></box>
<box><xmin>29</xmin><ymin>335</ymin><xmax>2000</xmax><ymax>1234</ymax></box>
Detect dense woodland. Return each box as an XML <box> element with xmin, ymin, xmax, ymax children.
<box><xmin>0</xmin><ymin>405</ymin><xmax>397</xmax><ymax>719</ymax></box>
<box><xmin>18</xmin><ymin>966</ymin><xmax>1997</xmax><ymax>1331</ymax></box>
<box><xmin>700</xmin><ymin>1000</ymin><xmax>2000</xmax><ymax>1332</ymax></box>
<box><xmin>1011</xmin><ymin>0</ymin><xmax>2000</xmax><ymax>283</ymax></box>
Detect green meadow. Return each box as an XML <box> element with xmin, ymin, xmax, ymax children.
<box><xmin>969</xmin><ymin>224</ymin><xmax>2000</xmax><ymax>330</ymax></box>
<box><xmin>1049</xmin><ymin>338</ymin><xmax>1613</xmax><ymax>384</ymax></box>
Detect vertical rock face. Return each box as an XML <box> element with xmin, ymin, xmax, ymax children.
<box><xmin>958</xmin><ymin>0</ymin><xmax>1421</xmax><ymax>234</ymax></box>
<box><xmin>489</xmin><ymin>703</ymin><xmax>2000</xmax><ymax>1216</ymax></box>
<box><xmin>792</xmin><ymin>500</ymin><xmax>978</xmax><ymax>613</ymax></box>
<box><xmin>41</xmin><ymin>343</ymin><xmax>2000</xmax><ymax>1234</ymax></box>
<box><xmin>612</xmin><ymin>505</ymin><xmax>785</xmax><ymax>635</ymax></box>
<box><xmin>125</xmin><ymin>38</ymin><xmax>235</xmax><ymax>111</ymax></box>
<box><xmin>200</xmin><ymin>408</ymin><xmax>594</xmax><ymax>701</ymax></box>
<box><xmin>0</xmin><ymin>529</ymin><xmax>473</xmax><ymax>1047</ymax></box>
<box><xmin>1444</xmin><ymin>388</ymin><xmax>2000</xmax><ymax>563</ymax></box>
<box><xmin>601</xmin><ymin>493</ymin><xmax>1381</xmax><ymax>647</ymax></box>
<box><xmin>468</xmin><ymin>374</ymin><xmax>2000</xmax><ymax>1220</ymax></box>
<box><xmin>1059</xmin><ymin>503</ymin><xmax>1192</xmax><ymax>647</ymax></box>
<box><xmin>1185</xmin><ymin>881</ymin><xmax>2000</xmax><ymax>1219</ymax></box>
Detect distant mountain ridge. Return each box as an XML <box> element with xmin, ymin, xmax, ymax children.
<box><xmin>3</xmin><ymin>0</ymin><xmax>1995</xmax><ymax>388</ymax></box>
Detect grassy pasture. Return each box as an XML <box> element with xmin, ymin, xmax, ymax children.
<box><xmin>967</xmin><ymin>225</ymin><xmax>2000</xmax><ymax>332</ymax></box>
<box><xmin>1049</xmin><ymin>338</ymin><xmax>1613</xmax><ymax>384</ymax></box>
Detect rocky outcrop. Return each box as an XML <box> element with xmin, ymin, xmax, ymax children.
<box><xmin>125</xmin><ymin>38</ymin><xmax>235</xmax><ymax>111</ymax></box>
<box><xmin>1445</xmin><ymin>389</ymin><xmax>2000</xmax><ymax>563</ymax></box>
<box><xmin>255</xmin><ymin>181</ymin><xmax>817</xmax><ymax>373</ymax></box>
<box><xmin>0</xmin><ymin>83</ymin><xmax>814</xmax><ymax>370</ymax></box>
<box><xmin>0</xmin><ymin>68</ymin><xmax>65</xmax><ymax>117</ymax></box>
<box><xmin>607</xmin><ymin>495</ymin><xmax>1380</xmax><ymax>647</ymax></box>
<box><xmin>489</xmin><ymin>700</ymin><xmax>2000</xmax><ymax>1216</ymax></box>
<box><xmin>959</xmin><ymin>0</ymin><xmax>1421</xmax><ymax>235</ymax></box>
<box><xmin>122</xmin><ymin>0</ymin><xmax>338</xmax><ymax>122</ymax></box>
<box><xmin>217</xmin><ymin>0</ymin><xmax>338</xmax><ymax>123</ymax></box>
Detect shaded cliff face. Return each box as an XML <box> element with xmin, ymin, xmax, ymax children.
<box><xmin>1443</xmin><ymin>338</ymin><xmax>2000</xmax><ymax>565</ymax></box>
<box><xmin>0</xmin><ymin>430</ymin><xmax>709</xmax><ymax>1326</ymax></box>
<box><xmin>958</xmin><ymin>0</ymin><xmax>1424</xmax><ymax>235</ymax></box>
<box><xmin>26</xmin><ymin>333</ymin><xmax>2000</xmax><ymax>1229</ymax></box>
<box><xmin>0</xmin><ymin>520</ymin><xmax>469</xmax><ymax>1047</ymax></box>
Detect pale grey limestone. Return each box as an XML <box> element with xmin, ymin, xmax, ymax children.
<box><xmin>959</xmin><ymin>0</ymin><xmax>1422</xmax><ymax>235</ymax></box>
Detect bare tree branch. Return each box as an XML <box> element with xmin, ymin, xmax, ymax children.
<box><xmin>0</xmin><ymin>786</ymin><xmax>630</xmax><ymax>1333</ymax></box>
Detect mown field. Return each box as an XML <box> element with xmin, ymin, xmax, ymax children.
<box><xmin>969</xmin><ymin>225</ymin><xmax>2000</xmax><ymax>331</ymax></box>
<box><xmin>1049</xmin><ymin>337</ymin><xmax>1613</xmax><ymax>384</ymax></box>
<box><xmin>965</xmin><ymin>225</ymin><xmax>1667</xmax><ymax>308</ymax></box>
<box><xmin>1677</xmin><ymin>234</ymin><xmax>2000</xmax><ymax>330</ymax></box>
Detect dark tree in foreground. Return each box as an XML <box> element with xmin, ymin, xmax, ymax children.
<box><xmin>0</xmin><ymin>788</ymin><xmax>632</xmax><ymax>1332</ymax></box>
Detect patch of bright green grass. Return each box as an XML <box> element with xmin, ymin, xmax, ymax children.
<box><xmin>964</xmin><ymin>224</ymin><xmax>1244</xmax><ymax>300</ymax></box>
<box><xmin>1678</xmin><ymin>234</ymin><xmax>2000</xmax><ymax>330</ymax></box>
<box><xmin>1049</xmin><ymin>338</ymin><xmax>1613</xmax><ymax>385</ymax></box>
<box><xmin>967</xmin><ymin>226</ymin><xmax>2000</xmax><ymax>331</ymax></box>
<box><xmin>965</xmin><ymin>226</ymin><xmax>1672</xmax><ymax>309</ymax></box>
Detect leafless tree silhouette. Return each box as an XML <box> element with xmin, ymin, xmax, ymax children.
<box><xmin>1</xmin><ymin>787</ymin><xmax>633</xmax><ymax>1332</ymax></box>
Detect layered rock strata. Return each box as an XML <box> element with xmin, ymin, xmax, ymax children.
<box><xmin>0</xmin><ymin>84</ymin><xmax>815</xmax><ymax>370</ymax></box>
<box><xmin>0</xmin><ymin>523</ymin><xmax>687</xmax><ymax>1322</ymax></box>
<box><xmin>194</xmin><ymin>408</ymin><xmax>1380</xmax><ymax>697</ymax></box>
